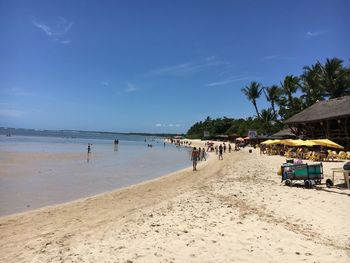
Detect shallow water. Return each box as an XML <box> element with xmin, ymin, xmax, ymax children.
<box><xmin>0</xmin><ymin>135</ymin><xmax>192</xmax><ymax>216</ymax></box>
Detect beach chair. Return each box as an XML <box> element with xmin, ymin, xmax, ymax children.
<box><xmin>346</xmin><ymin>152</ymin><xmax>350</xmax><ymax>160</ymax></box>
<box><xmin>305</xmin><ymin>151</ymin><xmax>313</xmax><ymax>160</ymax></box>
<box><xmin>284</xmin><ymin>150</ymin><xmax>292</xmax><ymax>158</ymax></box>
<box><xmin>310</xmin><ymin>152</ymin><xmax>323</xmax><ymax>162</ymax></box>
<box><xmin>296</xmin><ymin>148</ymin><xmax>303</xmax><ymax>159</ymax></box>
<box><xmin>338</xmin><ymin>151</ymin><xmax>347</xmax><ymax>160</ymax></box>
<box><xmin>327</xmin><ymin>150</ymin><xmax>337</xmax><ymax>161</ymax></box>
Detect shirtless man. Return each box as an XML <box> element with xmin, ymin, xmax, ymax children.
<box><xmin>191</xmin><ymin>147</ymin><xmax>199</xmax><ymax>171</ymax></box>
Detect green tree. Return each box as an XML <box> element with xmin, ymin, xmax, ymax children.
<box><xmin>280</xmin><ymin>75</ymin><xmax>301</xmax><ymax>108</ymax></box>
<box><xmin>300</xmin><ymin>63</ymin><xmax>324</xmax><ymax>108</ymax></box>
<box><xmin>241</xmin><ymin>81</ymin><xmax>263</xmax><ymax>119</ymax></box>
<box><xmin>260</xmin><ymin>108</ymin><xmax>277</xmax><ymax>134</ymax></box>
<box><xmin>264</xmin><ymin>85</ymin><xmax>281</xmax><ymax>117</ymax></box>
<box><xmin>278</xmin><ymin>75</ymin><xmax>303</xmax><ymax>120</ymax></box>
<box><xmin>319</xmin><ymin>58</ymin><xmax>350</xmax><ymax>98</ymax></box>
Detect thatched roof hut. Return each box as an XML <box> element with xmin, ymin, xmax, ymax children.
<box><xmin>285</xmin><ymin>96</ymin><xmax>350</xmax><ymax>124</ymax></box>
<box><xmin>271</xmin><ymin>128</ymin><xmax>297</xmax><ymax>139</ymax></box>
<box><xmin>284</xmin><ymin>96</ymin><xmax>350</xmax><ymax>150</ymax></box>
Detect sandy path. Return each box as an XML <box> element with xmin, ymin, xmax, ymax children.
<box><xmin>0</xmin><ymin>146</ymin><xmax>349</xmax><ymax>262</ymax></box>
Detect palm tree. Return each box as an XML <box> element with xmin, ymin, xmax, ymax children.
<box><xmin>264</xmin><ymin>85</ymin><xmax>281</xmax><ymax>117</ymax></box>
<box><xmin>318</xmin><ymin>58</ymin><xmax>350</xmax><ymax>98</ymax></box>
<box><xmin>280</xmin><ymin>75</ymin><xmax>301</xmax><ymax>108</ymax></box>
<box><xmin>301</xmin><ymin>63</ymin><xmax>324</xmax><ymax>107</ymax></box>
<box><xmin>260</xmin><ymin>108</ymin><xmax>276</xmax><ymax>134</ymax></box>
<box><xmin>241</xmin><ymin>81</ymin><xmax>263</xmax><ymax>118</ymax></box>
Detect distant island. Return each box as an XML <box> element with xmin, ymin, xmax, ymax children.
<box><xmin>0</xmin><ymin>127</ymin><xmax>184</xmax><ymax>138</ymax></box>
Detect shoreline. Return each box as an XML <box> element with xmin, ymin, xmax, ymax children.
<box><xmin>0</xmin><ymin>140</ymin><xmax>193</xmax><ymax>217</ymax></box>
<box><xmin>1</xmin><ymin>141</ymin><xmax>349</xmax><ymax>262</ymax></box>
<box><xmin>0</xmin><ymin>146</ymin><xmax>212</xmax><ymax>219</ymax></box>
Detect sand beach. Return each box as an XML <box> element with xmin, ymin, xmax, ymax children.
<box><xmin>0</xmin><ymin>140</ymin><xmax>349</xmax><ymax>262</ymax></box>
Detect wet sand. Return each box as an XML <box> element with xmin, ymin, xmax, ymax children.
<box><xmin>0</xmin><ymin>142</ymin><xmax>349</xmax><ymax>262</ymax></box>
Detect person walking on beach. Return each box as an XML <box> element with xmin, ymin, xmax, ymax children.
<box><xmin>201</xmin><ymin>148</ymin><xmax>206</xmax><ymax>161</ymax></box>
<box><xmin>87</xmin><ymin>144</ymin><xmax>91</xmax><ymax>154</ymax></box>
<box><xmin>198</xmin><ymin>147</ymin><xmax>202</xmax><ymax>162</ymax></box>
<box><xmin>228</xmin><ymin>144</ymin><xmax>232</xmax><ymax>153</ymax></box>
<box><xmin>191</xmin><ymin>147</ymin><xmax>199</xmax><ymax>171</ymax></box>
<box><xmin>218</xmin><ymin>144</ymin><xmax>223</xmax><ymax>160</ymax></box>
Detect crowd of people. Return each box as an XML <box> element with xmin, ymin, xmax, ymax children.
<box><xmin>190</xmin><ymin>142</ymin><xmax>235</xmax><ymax>171</ymax></box>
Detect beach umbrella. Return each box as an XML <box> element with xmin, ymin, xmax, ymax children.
<box><xmin>261</xmin><ymin>139</ymin><xmax>274</xmax><ymax>144</ymax></box>
<box><xmin>301</xmin><ymin>140</ymin><xmax>317</xmax><ymax>147</ymax></box>
<box><xmin>311</xmin><ymin>139</ymin><xmax>344</xmax><ymax>149</ymax></box>
<box><xmin>236</xmin><ymin>137</ymin><xmax>244</xmax><ymax>141</ymax></box>
<box><xmin>243</xmin><ymin>136</ymin><xmax>250</xmax><ymax>140</ymax></box>
<box><xmin>278</xmin><ymin>139</ymin><xmax>300</xmax><ymax>146</ymax></box>
<box><xmin>265</xmin><ymin>139</ymin><xmax>281</xmax><ymax>145</ymax></box>
<box><xmin>286</xmin><ymin>139</ymin><xmax>316</xmax><ymax>147</ymax></box>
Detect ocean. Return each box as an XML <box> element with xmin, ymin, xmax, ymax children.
<box><xmin>0</xmin><ymin>130</ymin><xmax>191</xmax><ymax>216</ymax></box>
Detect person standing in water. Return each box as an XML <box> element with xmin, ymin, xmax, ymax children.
<box><xmin>114</xmin><ymin>139</ymin><xmax>119</xmax><ymax>151</ymax></box>
<box><xmin>87</xmin><ymin>144</ymin><xmax>91</xmax><ymax>154</ymax></box>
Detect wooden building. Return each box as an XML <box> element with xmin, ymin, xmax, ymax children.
<box><xmin>284</xmin><ymin>96</ymin><xmax>350</xmax><ymax>150</ymax></box>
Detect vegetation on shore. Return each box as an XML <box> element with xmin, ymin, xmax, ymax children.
<box><xmin>187</xmin><ymin>57</ymin><xmax>350</xmax><ymax>139</ymax></box>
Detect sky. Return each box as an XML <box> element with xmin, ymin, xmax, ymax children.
<box><xmin>0</xmin><ymin>0</ymin><xmax>349</xmax><ymax>133</ymax></box>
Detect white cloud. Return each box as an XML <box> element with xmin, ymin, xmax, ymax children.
<box><xmin>263</xmin><ymin>55</ymin><xmax>278</xmax><ymax>60</ymax></box>
<box><xmin>61</xmin><ymin>40</ymin><xmax>71</xmax><ymax>44</ymax></box>
<box><xmin>262</xmin><ymin>55</ymin><xmax>294</xmax><ymax>60</ymax></box>
<box><xmin>143</xmin><ymin>57</ymin><xmax>230</xmax><ymax>77</ymax></box>
<box><xmin>31</xmin><ymin>16</ymin><xmax>73</xmax><ymax>44</ymax></box>
<box><xmin>207</xmin><ymin>76</ymin><xmax>251</xmax><ymax>87</ymax></box>
<box><xmin>125</xmin><ymin>83</ymin><xmax>139</xmax><ymax>92</ymax></box>
<box><xmin>306</xmin><ymin>31</ymin><xmax>326</xmax><ymax>37</ymax></box>
<box><xmin>155</xmin><ymin>123</ymin><xmax>181</xmax><ymax>128</ymax></box>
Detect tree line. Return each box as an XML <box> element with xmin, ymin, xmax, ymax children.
<box><xmin>187</xmin><ymin>57</ymin><xmax>350</xmax><ymax>139</ymax></box>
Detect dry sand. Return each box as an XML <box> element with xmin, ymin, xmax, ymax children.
<box><xmin>0</xmin><ymin>141</ymin><xmax>349</xmax><ymax>262</ymax></box>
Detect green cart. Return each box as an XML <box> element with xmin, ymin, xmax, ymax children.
<box><xmin>281</xmin><ymin>162</ymin><xmax>323</xmax><ymax>188</ymax></box>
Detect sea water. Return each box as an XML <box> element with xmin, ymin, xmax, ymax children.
<box><xmin>0</xmin><ymin>132</ymin><xmax>192</xmax><ymax>216</ymax></box>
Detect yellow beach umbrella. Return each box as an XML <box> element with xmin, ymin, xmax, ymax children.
<box><xmin>289</xmin><ymin>139</ymin><xmax>305</xmax><ymax>146</ymax></box>
<box><xmin>288</xmin><ymin>139</ymin><xmax>316</xmax><ymax>147</ymax></box>
<box><xmin>279</xmin><ymin>139</ymin><xmax>299</xmax><ymax>146</ymax></box>
<box><xmin>311</xmin><ymin>139</ymin><xmax>344</xmax><ymax>149</ymax></box>
<box><xmin>273</xmin><ymin>139</ymin><xmax>315</xmax><ymax>147</ymax></box>
<box><xmin>267</xmin><ymin>139</ymin><xmax>281</xmax><ymax>145</ymax></box>
<box><xmin>302</xmin><ymin>140</ymin><xmax>317</xmax><ymax>147</ymax></box>
<box><xmin>261</xmin><ymin>139</ymin><xmax>274</xmax><ymax>144</ymax></box>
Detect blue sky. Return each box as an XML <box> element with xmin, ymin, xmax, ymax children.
<box><xmin>0</xmin><ymin>0</ymin><xmax>349</xmax><ymax>133</ymax></box>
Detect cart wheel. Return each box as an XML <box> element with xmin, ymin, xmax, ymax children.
<box><xmin>325</xmin><ymin>179</ymin><xmax>333</xmax><ymax>188</ymax></box>
<box><xmin>304</xmin><ymin>180</ymin><xmax>313</xmax><ymax>189</ymax></box>
<box><xmin>285</xmin><ymin>179</ymin><xmax>292</xmax><ymax>186</ymax></box>
<box><xmin>316</xmin><ymin>179</ymin><xmax>321</xmax><ymax>185</ymax></box>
